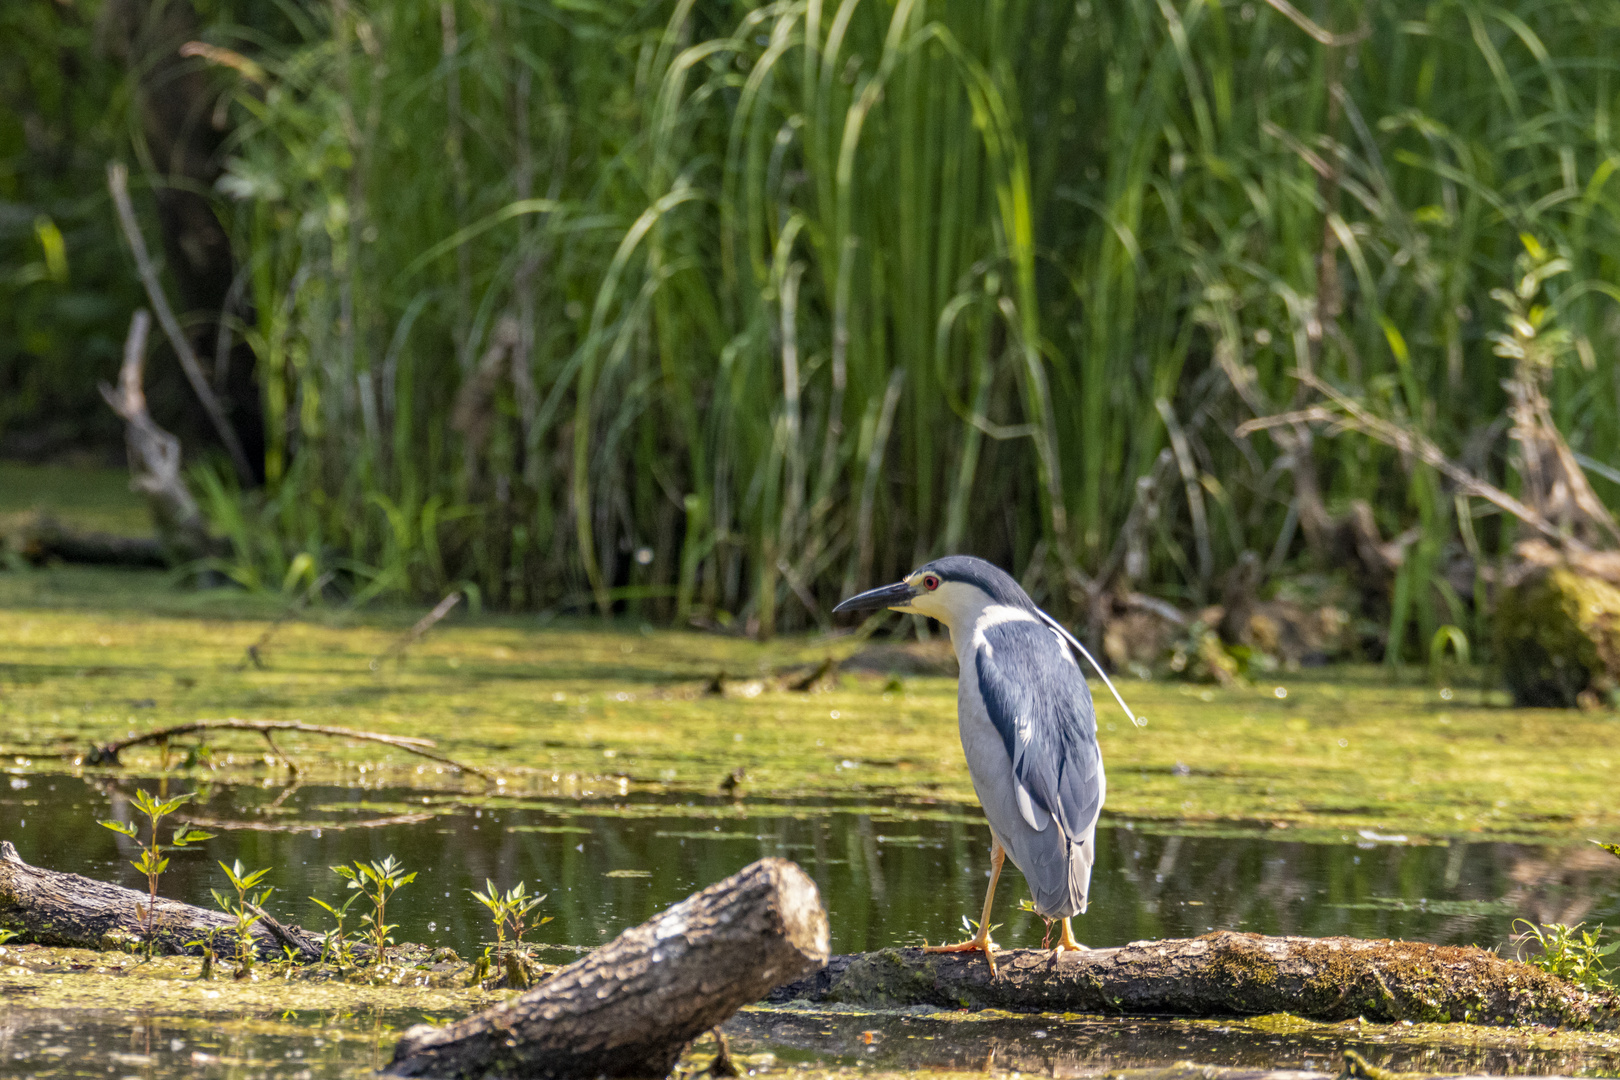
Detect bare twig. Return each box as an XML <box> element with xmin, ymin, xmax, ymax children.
<box><xmin>85</xmin><ymin>718</ymin><xmax>493</xmax><ymax>783</ymax></box>
<box><xmin>260</xmin><ymin>731</ymin><xmax>299</xmax><ymax>778</ymax></box>
<box><xmin>370</xmin><ymin>591</ymin><xmax>463</xmax><ymax>670</ymax></box>
<box><xmin>106</xmin><ymin>161</ymin><xmax>254</xmax><ymax>485</ymax></box>
<box><xmin>238</xmin><ymin>569</ymin><xmax>338</xmax><ymax>670</ymax></box>
<box><xmin>245</xmin><ymin>900</ymin><xmax>322</xmax><ymax>958</ymax></box>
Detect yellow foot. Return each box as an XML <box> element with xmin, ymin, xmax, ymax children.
<box><xmin>923</xmin><ymin>936</ymin><xmax>999</xmax><ymax>977</ymax></box>
<box><xmin>1051</xmin><ymin>918</ymin><xmax>1089</xmax><ymax>956</ymax></box>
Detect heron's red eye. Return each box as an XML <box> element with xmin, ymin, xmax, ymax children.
<box><xmin>923</xmin><ymin>575</ymin><xmax>940</xmax><ymax>591</ymax></box>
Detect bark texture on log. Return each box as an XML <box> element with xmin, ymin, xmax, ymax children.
<box><xmin>768</xmin><ymin>934</ymin><xmax>1616</xmax><ymax>1029</ymax></box>
<box><xmin>388</xmin><ymin>857</ymin><xmax>829</xmax><ymax>1079</ymax></box>
<box><xmin>0</xmin><ymin>841</ymin><xmax>320</xmax><ymax>960</ymax></box>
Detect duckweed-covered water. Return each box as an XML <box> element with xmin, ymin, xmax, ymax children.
<box><xmin>2</xmin><ymin>570</ymin><xmax>1618</xmax><ymax>1077</ymax></box>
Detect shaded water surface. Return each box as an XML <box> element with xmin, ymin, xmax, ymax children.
<box><xmin>4</xmin><ymin>775</ymin><xmax>1615</xmax><ymax>954</ymax></box>
<box><xmin>2</xmin><ymin>774</ymin><xmax>1618</xmax><ymax>1079</ymax></box>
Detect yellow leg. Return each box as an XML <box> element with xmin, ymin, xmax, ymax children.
<box><xmin>924</xmin><ymin>843</ymin><xmax>1004</xmax><ymax>976</ymax></box>
<box><xmin>1053</xmin><ymin>916</ymin><xmax>1089</xmax><ymax>954</ymax></box>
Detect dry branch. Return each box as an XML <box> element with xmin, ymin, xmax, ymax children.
<box><xmin>106</xmin><ymin>161</ymin><xmax>254</xmax><ymax>486</ymax></box>
<box><xmin>97</xmin><ymin>309</ymin><xmax>213</xmax><ymax>560</ymax></box>
<box><xmin>387</xmin><ymin>857</ymin><xmax>830</xmax><ymax>1079</ymax></box>
<box><xmin>768</xmin><ymin>935</ymin><xmax>1615</xmax><ymax>1029</ymax></box>
<box><xmin>0</xmin><ymin>840</ymin><xmax>321</xmax><ymax>960</ymax></box>
<box><xmin>84</xmin><ymin>718</ymin><xmax>493</xmax><ymax>783</ymax></box>
<box><xmin>1236</xmin><ymin>372</ymin><xmax>1578</xmax><ymax>549</ymax></box>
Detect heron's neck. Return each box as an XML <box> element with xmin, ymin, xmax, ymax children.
<box><xmin>944</xmin><ymin>601</ymin><xmax>1039</xmax><ymax>669</ymax></box>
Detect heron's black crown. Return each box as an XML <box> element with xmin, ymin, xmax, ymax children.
<box><xmin>914</xmin><ymin>555</ymin><xmax>1036</xmax><ymax>611</ymax></box>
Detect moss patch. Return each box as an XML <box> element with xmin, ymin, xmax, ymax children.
<box><xmin>1496</xmin><ymin>561</ymin><xmax>1620</xmax><ymax>707</ymax></box>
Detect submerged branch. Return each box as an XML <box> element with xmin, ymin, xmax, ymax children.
<box><xmin>84</xmin><ymin>718</ymin><xmax>493</xmax><ymax>783</ymax></box>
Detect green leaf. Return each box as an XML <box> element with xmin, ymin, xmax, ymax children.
<box><xmin>1592</xmin><ymin>840</ymin><xmax>1620</xmax><ymax>861</ymax></box>
<box><xmin>154</xmin><ymin>792</ymin><xmax>196</xmax><ymax>816</ymax></box>
<box><xmin>99</xmin><ymin>820</ymin><xmax>138</xmax><ymax>837</ymax></box>
<box><xmin>173</xmin><ymin>829</ymin><xmax>215</xmax><ymax>846</ymax></box>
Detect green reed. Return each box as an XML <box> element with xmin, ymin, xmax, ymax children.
<box><xmin>183</xmin><ymin>0</ymin><xmax>1620</xmax><ymax>644</ymax></box>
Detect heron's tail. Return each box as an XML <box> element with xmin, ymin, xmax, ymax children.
<box><xmin>1026</xmin><ymin>832</ymin><xmax>1096</xmax><ymax>919</ymax></box>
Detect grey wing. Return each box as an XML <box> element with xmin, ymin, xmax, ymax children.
<box><xmin>975</xmin><ymin>620</ymin><xmax>1103</xmax><ymax>841</ymax></box>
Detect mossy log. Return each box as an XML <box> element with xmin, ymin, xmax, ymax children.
<box><xmin>0</xmin><ymin>841</ymin><xmax>321</xmax><ymax>960</ymax></box>
<box><xmin>387</xmin><ymin>857</ymin><xmax>830</xmax><ymax>1080</ymax></box>
<box><xmin>768</xmin><ymin>933</ymin><xmax>1616</xmax><ymax>1029</ymax></box>
<box><xmin>1496</xmin><ymin>541</ymin><xmax>1620</xmax><ymax>707</ymax></box>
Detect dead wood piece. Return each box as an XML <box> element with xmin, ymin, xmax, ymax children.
<box><xmin>3</xmin><ymin>512</ymin><xmax>168</xmax><ymax>569</ymax></box>
<box><xmin>387</xmin><ymin>857</ymin><xmax>829</xmax><ymax>1079</ymax></box>
<box><xmin>84</xmin><ymin>718</ymin><xmax>491</xmax><ymax>782</ymax></box>
<box><xmin>785</xmin><ymin>657</ymin><xmax>836</xmax><ymax>691</ymax></box>
<box><xmin>0</xmin><ymin>840</ymin><xmax>320</xmax><ymax>960</ymax></box>
<box><xmin>767</xmin><ymin>933</ymin><xmax>1616</xmax><ymax>1029</ymax></box>
<box><xmin>97</xmin><ymin>309</ymin><xmax>214</xmax><ymax>560</ymax></box>
<box><xmin>107</xmin><ymin>163</ymin><xmax>254</xmax><ymax>486</ymax></box>
<box><xmin>177</xmin><ymin>811</ymin><xmax>435</xmax><ymax>834</ymax></box>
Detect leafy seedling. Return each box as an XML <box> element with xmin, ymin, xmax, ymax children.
<box><xmin>212</xmin><ymin>859</ymin><xmax>273</xmax><ymax>973</ymax></box>
<box><xmin>310</xmin><ymin>891</ymin><xmax>362</xmax><ymax>972</ymax></box>
<box><xmin>470</xmin><ymin>879</ymin><xmax>552</xmax><ymax>949</ymax></box>
<box><xmin>1514</xmin><ymin>919</ymin><xmax>1618</xmax><ymax>993</ymax></box>
<box><xmin>98</xmin><ymin>789</ymin><xmax>214</xmax><ymax>955</ymax></box>
<box><xmin>333</xmin><ymin>855</ymin><xmax>416</xmax><ymax>964</ymax></box>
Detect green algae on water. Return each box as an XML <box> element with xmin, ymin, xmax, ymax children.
<box><xmin>1</xmin><ymin>566</ymin><xmax>1618</xmax><ymax>842</ymax></box>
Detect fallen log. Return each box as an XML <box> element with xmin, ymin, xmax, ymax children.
<box><xmin>0</xmin><ymin>512</ymin><xmax>168</xmax><ymax>569</ymax></box>
<box><xmin>768</xmin><ymin>935</ymin><xmax>1617</xmax><ymax>1029</ymax></box>
<box><xmin>0</xmin><ymin>841</ymin><xmax>322</xmax><ymax>960</ymax></box>
<box><xmin>387</xmin><ymin>857</ymin><xmax>829</xmax><ymax>1079</ymax></box>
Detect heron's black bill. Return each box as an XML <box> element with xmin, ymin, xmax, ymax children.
<box><xmin>832</xmin><ymin>580</ymin><xmax>915</xmax><ymax>614</ymax></box>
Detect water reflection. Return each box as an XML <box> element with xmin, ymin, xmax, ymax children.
<box><xmin>725</xmin><ymin>1006</ymin><xmax>1620</xmax><ymax>1078</ymax></box>
<box><xmin>2</xmin><ymin>774</ymin><xmax>1614</xmax><ymax>957</ymax></box>
<box><xmin>0</xmin><ymin>1008</ymin><xmax>395</xmax><ymax>1079</ymax></box>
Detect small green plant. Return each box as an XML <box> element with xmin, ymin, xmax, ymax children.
<box><xmin>1513</xmin><ymin>919</ymin><xmax>1618</xmax><ymax>993</ymax></box>
<box><xmin>211</xmin><ymin>859</ymin><xmax>273</xmax><ymax>973</ymax></box>
<box><xmin>310</xmin><ymin>891</ymin><xmax>361</xmax><ymax>972</ymax></box>
<box><xmin>469</xmin><ymin>879</ymin><xmax>551</xmax><ymax>949</ymax></box>
<box><xmin>98</xmin><ymin>789</ymin><xmax>214</xmax><ymax>954</ymax></box>
<box><xmin>0</xmin><ymin>928</ymin><xmax>19</xmax><ymax>945</ymax></box>
<box><xmin>1428</xmin><ymin>625</ymin><xmax>1470</xmax><ymax>687</ymax></box>
<box><xmin>183</xmin><ymin>930</ymin><xmax>220</xmax><ymax>979</ymax></box>
<box><xmin>332</xmin><ymin>856</ymin><xmax>415</xmax><ymax>964</ymax></box>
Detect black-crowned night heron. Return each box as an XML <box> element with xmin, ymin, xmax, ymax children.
<box><xmin>833</xmin><ymin>555</ymin><xmax>1138</xmax><ymax>974</ymax></box>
